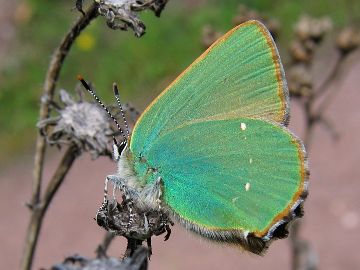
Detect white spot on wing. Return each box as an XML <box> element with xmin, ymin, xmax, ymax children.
<box><xmin>245</xmin><ymin>182</ymin><xmax>250</xmax><ymax>191</ymax></box>
<box><xmin>249</xmin><ymin>158</ymin><xmax>253</xmax><ymax>164</ymax></box>
<box><xmin>240</xmin><ymin>122</ymin><xmax>247</xmax><ymax>131</ymax></box>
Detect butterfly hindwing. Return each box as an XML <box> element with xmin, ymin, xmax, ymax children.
<box><xmin>134</xmin><ymin>118</ymin><xmax>307</xmax><ymax>240</ymax></box>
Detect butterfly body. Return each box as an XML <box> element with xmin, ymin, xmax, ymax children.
<box><xmin>107</xmin><ymin>20</ymin><xmax>308</xmax><ymax>254</ymax></box>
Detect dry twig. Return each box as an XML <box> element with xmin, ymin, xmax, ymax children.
<box><xmin>22</xmin><ymin>144</ymin><xmax>80</xmax><ymax>270</ymax></box>
<box><xmin>21</xmin><ymin>5</ymin><xmax>99</xmax><ymax>270</ymax></box>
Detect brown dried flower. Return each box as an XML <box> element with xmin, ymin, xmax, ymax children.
<box><xmin>201</xmin><ymin>25</ymin><xmax>223</xmax><ymax>49</ymax></box>
<box><xmin>287</xmin><ymin>64</ymin><xmax>313</xmax><ymax>97</ymax></box>
<box><xmin>232</xmin><ymin>4</ymin><xmax>280</xmax><ymax>39</ymax></box>
<box><xmin>49</xmin><ymin>247</ymin><xmax>148</xmax><ymax>270</ymax></box>
<box><xmin>96</xmin><ymin>199</ymin><xmax>172</xmax><ymax>242</ymax></box>
<box><xmin>294</xmin><ymin>15</ymin><xmax>332</xmax><ymax>42</ymax></box>
<box><xmin>289</xmin><ymin>40</ymin><xmax>313</xmax><ymax>63</ymax></box>
<box><xmin>336</xmin><ymin>26</ymin><xmax>360</xmax><ymax>54</ymax></box>
<box><xmin>76</xmin><ymin>0</ymin><xmax>169</xmax><ymax>37</ymax></box>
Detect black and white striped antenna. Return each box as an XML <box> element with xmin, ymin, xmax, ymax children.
<box><xmin>113</xmin><ymin>83</ymin><xmax>130</xmax><ymax>140</ymax></box>
<box><xmin>77</xmin><ymin>75</ymin><xmax>127</xmax><ymax>146</ymax></box>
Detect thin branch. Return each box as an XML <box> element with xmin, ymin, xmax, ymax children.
<box><xmin>314</xmin><ymin>52</ymin><xmax>344</xmax><ymax>98</ymax></box>
<box><xmin>316</xmin><ymin>75</ymin><xmax>342</xmax><ymax>116</ymax></box>
<box><xmin>31</xmin><ymin>3</ymin><xmax>98</xmax><ymax>208</ymax></box>
<box><xmin>42</xmin><ymin>145</ymin><xmax>80</xmax><ymax>211</ymax></box>
<box><xmin>303</xmin><ymin>97</ymin><xmax>315</xmax><ymax>147</ymax></box>
<box><xmin>290</xmin><ymin>220</ymin><xmax>301</xmax><ymax>270</ymax></box>
<box><xmin>23</xmin><ymin>4</ymin><xmax>98</xmax><ymax>270</ymax></box>
<box><xmin>21</xmin><ymin>145</ymin><xmax>80</xmax><ymax>270</ymax></box>
<box><xmin>96</xmin><ymin>232</ymin><xmax>116</xmax><ymax>258</ymax></box>
<box><xmin>289</xmin><ymin>46</ymin><xmax>354</xmax><ymax>270</ymax></box>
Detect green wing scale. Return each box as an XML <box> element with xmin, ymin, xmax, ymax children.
<box><xmin>127</xmin><ymin>20</ymin><xmax>308</xmax><ymax>254</ymax></box>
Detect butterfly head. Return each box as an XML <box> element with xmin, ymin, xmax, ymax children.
<box><xmin>112</xmin><ymin>137</ymin><xmax>127</xmax><ymax>161</ymax></box>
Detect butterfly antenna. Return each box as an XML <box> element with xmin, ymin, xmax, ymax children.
<box><xmin>113</xmin><ymin>83</ymin><xmax>130</xmax><ymax>140</ymax></box>
<box><xmin>77</xmin><ymin>75</ymin><xmax>127</xmax><ymax>144</ymax></box>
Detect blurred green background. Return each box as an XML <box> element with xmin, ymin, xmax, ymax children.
<box><xmin>1</xmin><ymin>0</ymin><xmax>359</xmax><ymax>164</ymax></box>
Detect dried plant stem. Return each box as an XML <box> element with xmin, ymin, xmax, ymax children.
<box><xmin>289</xmin><ymin>97</ymin><xmax>314</xmax><ymax>270</ymax></box>
<box><xmin>96</xmin><ymin>232</ymin><xmax>116</xmax><ymax>258</ymax></box>
<box><xmin>303</xmin><ymin>52</ymin><xmax>346</xmax><ymax>147</ymax></box>
<box><xmin>22</xmin><ymin>145</ymin><xmax>80</xmax><ymax>270</ymax></box>
<box><xmin>314</xmin><ymin>53</ymin><xmax>343</xmax><ymax>98</ymax></box>
<box><xmin>303</xmin><ymin>96</ymin><xmax>315</xmax><ymax>147</ymax></box>
<box><xmin>22</xmin><ymin>5</ymin><xmax>98</xmax><ymax>270</ymax></box>
<box><xmin>289</xmin><ymin>49</ymin><xmax>356</xmax><ymax>270</ymax></box>
<box><xmin>290</xmin><ymin>220</ymin><xmax>301</xmax><ymax>270</ymax></box>
<box><xmin>31</xmin><ymin>3</ymin><xmax>98</xmax><ymax>208</ymax></box>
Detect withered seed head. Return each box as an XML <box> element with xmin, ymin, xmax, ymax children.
<box><xmin>37</xmin><ymin>89</ymin><xmax>114</xmax><ymax>159</ymax></box>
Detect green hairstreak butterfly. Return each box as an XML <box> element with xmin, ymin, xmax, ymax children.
<box><xmin>102</xmin><ymin>20</ymin><xmax>309</xmax><ymax>254</ymax></box>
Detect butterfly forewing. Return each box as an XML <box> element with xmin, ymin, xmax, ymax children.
<box><xmin>131</xmin><ymin>20</ymin><xmax>289</xmax><ymax>155</ymax></box>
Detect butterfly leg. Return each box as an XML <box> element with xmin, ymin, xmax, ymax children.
<box><xmin>139</xmin><ymin>177</ymin><xmax>163</xmax><ymax>210</ymax></box>
<box><xmin>106</xmin><ymin>174</ymin><xmax>141</xmax><ymax>228</ymax></box>
<box><xmin>112</xmin><ymin>184</ymin><xmax>118</xmax><ymax>201</ymax></box>
<box><xmin>103</xmin><ymin>175</ymin><xmax>110</xmax><ymax>204</ymax></box>
<box><xmin>98</xmin><ymin>6</ymin><xmax>110</xmax><ymax>18</ymax></box>
<box><xmin>164</xmin><ymin>224</ymin><xmax>172</xmax><ymax>241</ymax></box>
<box><xmin>95</xmin><ymin>175</ymin><xmax>112</xmax><ymax>226</ymax></box>
<box><xmin>106</xmin><ymin>175</ymin><xmax>140</xmax><ymax>201</ymax></box>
